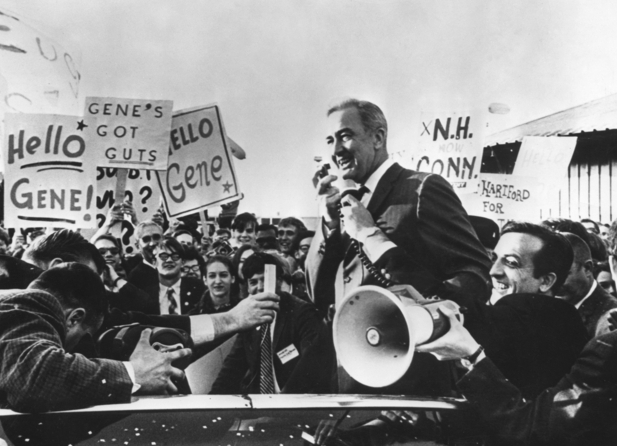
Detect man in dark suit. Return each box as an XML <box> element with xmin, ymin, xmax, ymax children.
<box><xmin>307</xmin><ymin>98</ymin><xmax>491</xmax><ymax>316</ymax></box>
<box><xmin>153</xmin><ymin>237</ymin><xmax>206</xmax><ymax>315</ymax></box>
<box><xmin>0</xmin><ymin>263</ymin><xmax>190</xmax><ymax>413</ymax></box>
<box><xmin>211</xmin><ymin>252</ymin><xmax>323</xmax><ymax>394</ymax></box>
<box><xmin>127</xmin><ymin>220</ymin><xmax>164</xmax><ymax>304</ymax></box>
<box><xmin>305</xmin><ymin>98</ymin><xmax>491</xmax><ymax>393</ymax></box>
<box><xmin>418</xmin><ymin>305</ymin><xmax>617</xmax><ymax>446</ymax></box>
<box><xmin>558</xmin><ymin>232</ymin><xmax>617</xmax><ymax>337</ymax></box>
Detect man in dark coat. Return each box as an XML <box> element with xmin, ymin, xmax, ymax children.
<box><xmin>211</xmin><ymin>252</ymin><xmax>323</xmax><ymax>394</ymax></box>
<box><xmin>306</xmin><ymin>98</ymin><xmax>492</xmax><ymax>393</ymax></box>
<box><xmin>558</xmin><ymin>232</ymin><xmax>617</xmax><ymax>337</ymax></box>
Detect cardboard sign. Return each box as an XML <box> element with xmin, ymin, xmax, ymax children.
<box><xmin>83</xmin><ymin>97</ymin><xmax>173</xmax><ymax>170</ymax></box>
<box><xmin>3</xmin><ymin>113</ymin><xmax>97</xmax><ymax>228</ymax></box>
<box><xmin>157</xmin><ymin>105</ymin><xmax>241</xmax><ymax>218</ymax></box>
<box><xmin>391</xmin><ymin>110</ymin><xmax>486</xmax><ymax>192</ymax></box>
<box><xmin>512</xmin><ymin>136</ymin><xmax>577</xmax><ymax>201</ymax></box>
<box><xmin>460</xmin><ymin>174</ymin><xmax>540</xmax><ymax>227</ymax></box>
<box><xmin>0</xmin><ymin>9</ymin><xmax>81</xmax><ymax>118</ymax></box>
<box><xmin>95</xmin><ymin>167</ymin><xmax>162</xmax><ymax>253</ymax></box>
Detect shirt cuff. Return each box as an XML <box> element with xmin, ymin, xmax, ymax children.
<box><xmin>357</xmin><ymin>227</ymin><xmax>397</xmax><ymax>262</ymax></box>
<box><xmin>123</xmin><ymin>361</ymin><xmax>141</xmax><ymax>394</ymax></box>
<box><xmin>189</xmin><ymin>314</ymin><xmax>215</xmax><ymax>344</ymax></box>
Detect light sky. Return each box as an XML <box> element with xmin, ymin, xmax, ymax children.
<box><xmin>3</xmin><ymin>0</ymin><xmax>617</xmax><ymax>218</ymax></box>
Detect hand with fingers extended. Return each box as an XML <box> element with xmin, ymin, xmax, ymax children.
<box><xmin>314</xmin><ymin>174</ymin><xmax>341</xmax><ymax>229</ymax></box>
<box><xmin>121</xmin><ymin>199</ymin><xmax>138</xmax><ymax>225</ymax></box>
<box><xmin>129</xmin><ymin>329</ymin><xmax>192</xmax><ymax>395</ymax></box>
<box><xmin>228</xmin><ymin>292</ymin><xmax>280</xmax><ymax>331</ymax></box>
<box><xmin>415</xmin><ymin>305</ymin><xmax>480</xmax><ymax>361</ymax></box>
<box><xmin>339</xmin><ymin>194</ymin><xmax>376</xmax><ymax>240</ymax></box>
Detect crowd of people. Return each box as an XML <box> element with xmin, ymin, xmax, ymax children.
<box><xmin>1</xmin><ymin>98</ymin><xmax>617</xmax><ymax>445</ymax></box>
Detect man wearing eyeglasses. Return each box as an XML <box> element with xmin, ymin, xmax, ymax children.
<box><xmin>155</xmin><ymin>237</ymin><xmax>206</xmax><ymax>315</ymax></box>
<box><xmin>127</xmin><ymin>220</ymin><xmax>164</xmax><ymax>307</ymax></box>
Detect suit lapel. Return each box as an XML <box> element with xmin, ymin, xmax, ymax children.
<box><xmin>366</xmin><ymin>163</ymin><xmax>403</xmax><ymax>217</ymax></box>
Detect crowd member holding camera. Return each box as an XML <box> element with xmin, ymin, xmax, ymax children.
<box><xmin>0</xmin><ymin>263</ymin><xmax>191</xmax><ymax>413</ymax></box>
<box><xmin>211</xmin><ymin>252</ymin><xmax>323</xmax><ymax>394</ymax></box>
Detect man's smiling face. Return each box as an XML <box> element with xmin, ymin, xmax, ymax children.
<box><xmin>326</xmin><ymin>107</ymin><xmax>379</xmax><ymax>185</ymax></box>
<box><xmin>489</xmin><ymin>232</ymin><xmax>545</xmax><ymax>302</ymax></box>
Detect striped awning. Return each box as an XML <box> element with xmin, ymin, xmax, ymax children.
<box><xmin>485</xmin><ymin>93</ymin><xmax>617</xmax><ymax>147</ymax></box>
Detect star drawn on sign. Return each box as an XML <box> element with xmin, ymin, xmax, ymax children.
<box><xmin>76</xmin><ymin>120</ymin><xmax>88</xmax><ymax>131</ymax></box>
<box><xmin>222</xmin><ymin>181</ymin><xmax>233</xmax><ymax>193</ymax></box>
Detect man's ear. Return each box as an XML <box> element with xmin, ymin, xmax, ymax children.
<box><xmin>582</xmin><ymin>259</ymin><xmax>595</xmax><ymax>277</ymax></box>
<box><xmin>373</xmin><ymin>127</ymin><xmax>386</xmax><ymax>151</ymax></box>
<box><xmin>539</xmin><ymin>272</ymin><xmax>558</xmax><ymax>294</ymax></box>
<box><xmin>48</xmin><ymin>257</ymin><xmax>65</xmax><ymax>269</ymax></box>
<box><xmin>66</xmin><ymin>308</ymin><xmax>86</xmax><ymax>327</ymax></box>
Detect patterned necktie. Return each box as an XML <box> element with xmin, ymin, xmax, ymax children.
<box><xmin>259</xmin><ymin>323</ymin><xmax>275</xmax><ymax>394</ymax></box>
<box><xmin>167</xmin><ymin>287</ymin><xmax>178</xmax><ymax>315</ymax></box>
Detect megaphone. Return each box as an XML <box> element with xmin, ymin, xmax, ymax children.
<box><xmin>333</xmin><ymin>284</ymin><xmax>462</xmax><ymax>388</ymax></box>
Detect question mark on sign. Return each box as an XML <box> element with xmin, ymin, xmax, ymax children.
<box><xmin>121</xmin><ymin>220</ymin><xmax>135</xmax><ymax>254</ymax></box>
<box><xmin>139</xmin><ymin>185</ymin><xmax>153</xmax><ymax>213</ymax></box>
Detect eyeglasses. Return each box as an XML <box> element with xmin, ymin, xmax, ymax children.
<box><xmin>98</xmin><ymin>247</ymin><xmax>120</xmax><ymax>256</ymax></box>
<box><xmin>157</xmin><ymin>253</ymin><xmax>181</xmax><ymax>262</ymax></box>
<box><xmin>181</xmin><ymin>265</ymin><xmax>201</xmax><ymax>273</ymax></box>
<box><xmin>141</xmin><ymin>233</ymin><xmax>162</xmax><ymax>244</ymax></box>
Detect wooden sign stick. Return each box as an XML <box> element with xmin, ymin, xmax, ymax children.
<box><xmin>111</xmin><ymin>168</ymin><xmax>129</xmax><ymax>238</ymax></box>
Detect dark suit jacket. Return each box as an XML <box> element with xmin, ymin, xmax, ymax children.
<box><xmin>0</xmin><ymin>290</ymin><xmax>132</xmax><ymax>413</ymax></box>
<box><xmin>306</xmin><ymin>163</ymin><xmax>492</xmax><ymax>316</ymax></box>
<box><xmin>128</xmin><ymin>261</ymin><xmax>205</xmax><ymax>315</ymax></box>
<box><xmin>305</xmin><ymin>163</ymin><xmax>492</xmax><ymax>394</ymax></box>
<box><xmin>480</xmin><ymin>294</ymin><xmax>589</xmax><ymax>400</ymax></box>
<box><xmin>578</xmin><ymin>283</ymin><xmax>617</xmax><ymax>337</ymax></box>
<box><xmin>457</xmin><ymin>330</ymin><xmax>617</xmax><ymax>446</ymax></box>
<box><xmin>210</xmin><ymin>292</ymin><xmax>323</xmax><ymax>394</ymax></box>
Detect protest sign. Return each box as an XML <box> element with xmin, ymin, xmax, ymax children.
<box><xmin>3</xmin><ymin>113</ymin><xmax>97</xmax><ymax>228</ymax></box>
<box><xmin>460</xmin><ymin>174</ymin><xmax>540</xmax><ymax>227</ymax></box>
<box><xmin>157</xmin><ymin>104</ymin><xmax>241</xmax><ymax>218</ymax></box>
<box><xmin>83</xmin><ymin>97</ymin><xmax>173</xmax><ymax>170</ymax></box>
<box><xmin>0</xmin><ymin>9</ymin><xmax>81</xmax><ymax>118</ymax></box>
<box><xmin>391</xmin><ymin>109</ymin><xmax>486</xmax><ymax>192</ymax></box>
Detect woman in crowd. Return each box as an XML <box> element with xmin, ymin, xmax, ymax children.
<box><xmin>193</xmin><ymin>255</ymin><xmax>240</xmax><ymax>314</ymax></box>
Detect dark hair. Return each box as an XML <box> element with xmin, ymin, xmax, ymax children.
<box><xmin>215</xmin><ymin>228</ymin><xmax>231</xmax><ymax>237</ymax></box>
<box><xmin>157</xmin><ymin>236</ymin><xmax>184</xmax><ymax>255</ymax></box>
<box><xmin>580</xmin><ymin>218</ymin><xmax>600</xmax><ymax>234</ymax></box>
<box><xmin>232</xmin><ymin>244</ymin><xmax>258</xmax><ymax>274</ymax></box>
<box><xmin>29</xmin><ymin>262</ymin><xmax>107</xmax><ymax>324</ymax></box>
<box><xmin>242</xmin><ymin>251</ymin><xmax>286</xmax><ymax>284</ymax></box>
<box><xmin>502</xmin><ymin>222</ymin><xmax>573</xmax><ymax>292</ymax></box>
<box><xmin>231</xmin><ymin>213</ymin><xmax>257</xmax><ymax>232</ymax></box>
<box><xmin>327</xmin><ymin>98</ymin><xmax>388</xmax><ymax>140</ymax></box>
<box><xmin>93</xmin><ymin>234</ymin><xmax>122</xmax><ymax>252</ymax></box>
<box><xmin>293</xmin><ymin>230</ymin><xmax>316</xmax><ymax>252</ymax></box>
<box><xmin>24</xmin><ymin>229</ymin><xmax>106</xmax><ymax>274</ymax></box>
<box><xmin>587</xmin><ymin>232</ymin><xmax>608</xmax><ymax>262</ymax></box>
<box><xmin>256</xmin><ymin>223</ymin><xmax>277</xmax><ymax>234</ymax></box>
<box><xmin>205</xmin><ymin>255</ymin><xmax>237</xmax><ymax>279</ymax></box>
<box><xmin>277</xmin><ymin>217</ymin><xmax>307</xmax><ymax>233</ymax></box>
<box><xmin>542</xmin><ymin>218</ymin><xmax>591</xmax><ymax>249</ymax></box>
<box><xmin>562</xmin><ymin>232</ymin><xmax>592</xmax><ymax>265</ymax></box>
<box><xmin>594</xmin><ymin>260</ymin><xmax>612</xmax><ymax>278</ymax></box>
<box><xmin>182</xmin><ymin>245</ymin><xmax>204</xmax><ymax>263</ymax></box>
